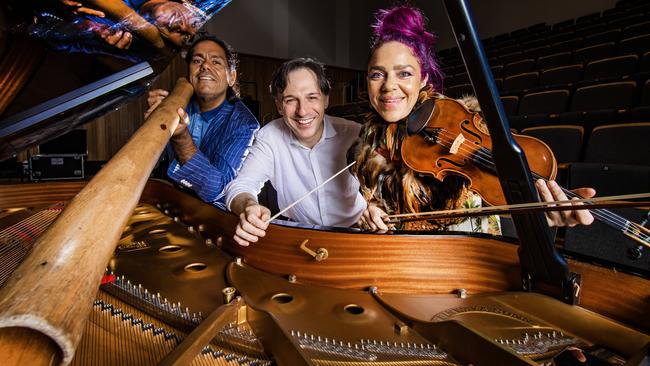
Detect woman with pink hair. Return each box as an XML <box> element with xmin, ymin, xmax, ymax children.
<box><xmin>350</xmin><ymin>5</ymin><xmax>594</xmax><ymax>232</ymax></box>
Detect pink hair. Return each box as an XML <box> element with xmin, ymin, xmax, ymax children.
<box><xmin>371</xmin><ymin>5</ymin><xmax>444</xmax><ymax>92</ymax></box>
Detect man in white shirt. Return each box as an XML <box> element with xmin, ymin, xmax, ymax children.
<box><xmin>224</xmin><ymin>58</ymin><xmax>366</xmax><ymax>246</ymax></box>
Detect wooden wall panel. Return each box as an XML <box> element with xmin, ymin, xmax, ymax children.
<box><xmin>0</xmin><ymin>38</ymin><xmax>44</xmax><ymax>116</ymax></box>
<box><xmin>84</xmin><ymin>54</ymin><xmax>363</xmax><ymax>161</ymax></box>
<box><xmin>86</xmin><ymin>55</ymin><xmax>187</xmax><ymax>161</ymax></box>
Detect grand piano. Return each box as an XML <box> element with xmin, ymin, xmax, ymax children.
<box><xmin>0</xmin><ymin>1</ymin><xmax>648</xmax><ymax>365</ymax></box>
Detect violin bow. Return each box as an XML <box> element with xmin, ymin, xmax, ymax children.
<box><xmin>386</xmin><ymin>192</ymin><xmax>650</xmax><ymax>247</ymax></box>
<box><xmin>264</xmin><ymin>162</ymin><xmax>356</xmax><ymax>224</ymax></box>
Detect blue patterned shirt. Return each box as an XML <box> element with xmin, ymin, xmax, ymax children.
<box><xmin>167</xmin><ymin>98</ymin><xmax>259</xmax><ymax>207</ymax></box>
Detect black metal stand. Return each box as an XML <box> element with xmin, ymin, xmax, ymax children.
<box><xmin>443</xmin><ymin>0</ymin><xmax>580</xmax><ymax>304</ymax></box>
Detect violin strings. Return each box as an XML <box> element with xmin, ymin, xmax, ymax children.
<box><xmin>433</xmin><ymin>129</ymin><xmax>650</xmax><ymax>243</ymax></box>
<box><xmin>433</xmin><ymin>128</ymin><xmax>642</xmax><ymax>232</ymax></box>
<box><xmin>428</xmin><ymin>128</ymin><xmax>650</xmax><ymax>244</ymax></box>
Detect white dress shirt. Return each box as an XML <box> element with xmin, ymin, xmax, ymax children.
<box><xmin>224</xmin><ymin>115</ymin><xmax>366</xmax><ymax>227</ymax></box>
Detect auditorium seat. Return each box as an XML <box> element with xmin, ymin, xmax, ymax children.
<box><xmin>583</xmin><ymin>122</ymin><xmax>650</xmax><ymax>165</ymax></box>
<box><xmin>562</xmin><ymin>81</ymin><xmax>637</xmax><ymax>124</ymax></box>
<box><xmin>495</xmin><ymin>36</ymin><xmax>516</xmax><ymax>47</ymax></box>
<box><xmin>445</xmin><ymin>74</ymin><xmax>456</xmax><ymax>86</ymax></box>
<box><xmin>525</xmin><ymin>45</ymin><xmax>551</xmax><ymax>59</ymax></box>
<box><xmin>505</xmin><ymin>59</ymin><xmax>535</xmax><ymax>75</ymax></box>
<box><xmin>454</xmin><ymin>72</ymin><xmax>469</xmax><ymax>84</ymax></box>
<box><xmin>491</xmin><ymin>65</ymin><xmax>503</xmax><ymax>78</ymax></box>
<box><xmin>503</xmin><ymin>72</ymin><xmax>539</xmax><ymax>92</ymax></box>
<box><xmin>575</xmin><ymin>23</ymin><xmax>608</xmax><ymax>38</ymax></box>
<box><xmin>519</xmin><ymin>89</ymin><xmax>571</xmax><ymax>115</ymax></box>
<box><xmin>627</xmin><ymin>1</ymin><xmax>650</xmax><ymax>13</ymax></box>
<box><xmin>570</xmin><ymin>81</ymin><xmax>637</xmax><ymax>111</ymax></box>
<box><xmin>601</xmin><ymin>7</ymin><xmax>626</xmax><ymax>20</ymax></box>
<box><xmin>573</xmin><ymin>42</ymin><xmax>616</xmax><ymax>63</ymax></box>
<box><xmin>618</xmin><ymin>34</ymin><xmax>650</xmax><ymax>55</ymax></box>
<box><xmin>521</xmin><ymin>38</ymin><xmax>547</xmax><ymax>50</ymax></box>
<box><xmin>582</xmin><ymin>54</ymin><xmax>638</xmax><ymax>81</ymax></box>
<box><xmin>521</xmin><ymin>125</ymin><xmax>584</xmax><ymax>164</ymax></box>
<box><xmin>641</xmin><ymin>51</ymin><xmax>650</xmax><ymax>72</ymax></box>
<box><xmin>539</xmin><ymin>64</ymin><xmax>583</xmax><ymax>86</ymax></box>
<box><xmin>442</xmin><ymin>67</ymin><xmax>456</xmax><ymax>78</ymax></box>
<box><xmin>551</xmin><ymin>38</ymin><xmax>584</xmax><ymax>53</ymax></box>
<box><xmin>583</xmin><ymin>29</ymin><xmax>621</xmax><ymax>47</ymax></box>
<box><xmin>616</xmin><ymin>0</ymin><xmax>646</xmax><ymax>9</ymax></box>
<box><xmin>546</xmin><ymin>31</ymin><xmax>574</xmax><ymax>45</ymax></box>
<box><xmin>608</xmin><ymin>13</ymin><xmax>647</xmax><ymax>30</ymax></box>
<box><xmin>552</xmin><ymin>19</ymin><xmax>575</xmax><ymax>31</ymax></box>
<box><xmin>447</xmin><ymin>83</ymin><xmax>474</xmax><ymax>99</ymax></box>
<box><xmin>509</xmin><ymin>90</ymin><xmax>570</xmax><ymax>129</ymax></box>
<box><xmin>564</xmin><ymin>162</ymin><xmax>650</xmax><ymax>273</ymax></box>
<box><xmin>537</xmin><ymin>52</ymin><xmax>573</xmax><ymax>70</ymax></box>
<box><xmin>621</xmin><ymin>20</ymin><xmax>650</xmax><ymax>39</ymax></box>
<box><xmin>576</xmin><ymin>11</ymin><xmax>601</xmax><ymax>25</ymax></box>
<box><xmin>499</xmin><ymin>51</ymin><xmax>524</xmax><ymax>65</ymax></box>
<box><xmin>631</xmin><ymin>79</ymin><xmax>650</xmax><ymax>119</ymax></box>
<box><xmin>500</xmin><ymin>96</ymin><xmax>519</xmax><ymax>116</ymax></box>
<box><xmin>494</xmin><ymin>78</ymin><xmax>503</xmax><ymax>91</ymax></box>
<box><xmin>510</xmin><ymin>27</ymin><xmax>528</xmax><ymax>39</ymax></box>
<box><xmin>528</xmin><ymin>22</ymin><xmax>550</xmax><ymax>33</ymax></box>
<box><xmin>500</xmin><ymin>44</ymin><xmax>520</xmax><ymax>55</ymax></box>
<box><xmin>642</xmin><ymin>79</ymin><xmax>650</xmax><ymax>105</ymax></box>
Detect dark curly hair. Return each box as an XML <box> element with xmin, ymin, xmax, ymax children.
<box><xmin>269</xmin><ymin>57</ymin><xmax>331</xmax><ymax>100</ymax></box>
<box><xmin>185</xmin><ymin>34</ymin><xmax>240</xmax><ymax>102</ymax></box>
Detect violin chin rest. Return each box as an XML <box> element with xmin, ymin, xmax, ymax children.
<box><xmin>407</xmin><ymin>98</ymin><xmax>435</xmax><ymax>135</ymax></box>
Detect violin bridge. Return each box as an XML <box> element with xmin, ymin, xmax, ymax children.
<box><xmin>450</xmin><ymin>133</ymin><xmax>466</xmax><ymax>155</ymax></box>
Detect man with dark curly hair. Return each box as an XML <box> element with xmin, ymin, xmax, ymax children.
<box><xmin>146</xmin><ymin>34</ymin><xmax>259</xmax><ymax>206</ymax></box>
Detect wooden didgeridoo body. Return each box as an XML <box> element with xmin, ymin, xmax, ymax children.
<box><xmin>0</xmin><ymin>78</ymin><xmax>193</xmax><ymax>365</ymax></box>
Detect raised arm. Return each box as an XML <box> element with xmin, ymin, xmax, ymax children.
<box><xmin>224</xmin><ymin>131</ymin><xmax>276</xmax><ymax>246</ymax></box>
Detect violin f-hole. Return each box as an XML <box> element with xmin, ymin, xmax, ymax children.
<box><xmin>437</xmin><ymin>157</ymin><xmax>467</xmax><ymax>169</ymax></box>
<box><xmin>461</xmin><ymin>120</ymin><xmax>483</xmax><ymax>143</ymax></box>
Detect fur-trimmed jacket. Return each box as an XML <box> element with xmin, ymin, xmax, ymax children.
<box><xmin>349</xmin><ymin>89</ymin><xmax>492</xmax><ymax>232</ymax></box>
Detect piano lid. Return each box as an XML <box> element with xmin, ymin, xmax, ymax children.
<box><xmin>0</xmin><ymin>0</ymin><xmax>232</xmax><ymax>160</ymax></box>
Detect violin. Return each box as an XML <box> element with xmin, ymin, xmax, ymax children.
<box><xmin>401</xmin><ymin>97</ymin><xmax>650</xmax><ymax>247</ymax></box>
<box><xmin>402</xmin><ymin>97</ymin><xmax>555</xmax><ymax>206</ymax></box>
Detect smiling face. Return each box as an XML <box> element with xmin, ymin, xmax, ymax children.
<box><xmin>188</xmin><ymin>40</ymin><xmax>235</xmax><ymax>111</ymax></box>
<box><xmin>367</xmin><ymin>41</ymin><xmax>428</xmax><ymax>122</ymax></box>
<box><xmin>276</xmin><ymin>68</ymin><xmax>329</xmax><ymax>148</ymax></box>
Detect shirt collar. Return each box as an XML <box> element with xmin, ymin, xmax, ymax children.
<box><xmin>199</xmin><ymin>99</ymin><xmax>229</xmax><ymax>121</ymax></box>
<box><xmin>323</xmin><ymin>115</ymin><xmax>337</xmax><ymax>139</ymax></box>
